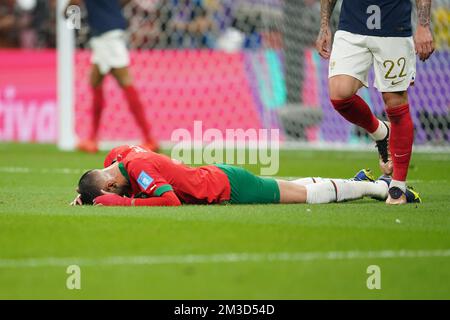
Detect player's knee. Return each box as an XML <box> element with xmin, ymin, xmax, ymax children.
<box><xmin>90</xmin><ymin>66</ymin><xmax>104</xmax><ymax>88</ymax></box>
<box><xmin>277</xmin><ymin>180</ymin><xmax>307</xmax><ymax>204</ymax></box>
<box><xmin>329</xmin><ymin>82</ymin><xmax>357</xmax><ymax>112</ymax></box>
<box><xmin>111</xmin><ymin>68</ymin><xmax>132</xmax><ymax>88</ymax></box>
<box><xmin>90</xmin><ymin>74</ymin><xmax>104</xmax><ymax>88</ymax></box>
<box><xmin>116</xmin><ymin>76</ymin><xmax>132</xmax><ymax>88</ymax></box>
<box><xmin>383</xmin><ymin>92</ymin><xmax>408</xmax><ymax>108</ymax></box>
<box><xmin>329</xmin><ymin>76</ymin><xmax>359</xmax><ymax>101</ymax></box>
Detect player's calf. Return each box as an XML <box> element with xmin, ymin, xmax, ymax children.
<box><xmin>385</xmin><ymin>103</ymin><xmax>414</xmax><ymax>204</ymax></box>
<box><xmin>328</xmin><ymin>75</ymin><xmax>362</xmax><ymax>100</ymax></box>
<box><xmin>304</xmin><ymin>179</ymin><xmax>388</xmax><ymax>204</ymax></box>
<box><xmin>330</xmin><ymin>94</ymin><xmax>392</xmax><ymax>175</ymax></box>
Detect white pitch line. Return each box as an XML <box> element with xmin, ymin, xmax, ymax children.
<box><xmin>0</xmin><ymin>167</ymin><xmax>88</xmax><ymax>175</ymax></box>
<box><xmin>1</xmin><ymin>249</ymin><xmax>449</xmax><ymax>269</ymax></box>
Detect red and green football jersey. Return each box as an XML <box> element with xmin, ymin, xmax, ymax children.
<box><xmin>119</xmin><ymin>151</ymin><xmax>231</xmax><ymax>204</ymax></box>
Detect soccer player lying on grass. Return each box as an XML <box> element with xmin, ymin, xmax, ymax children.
<box><xmin>72</xmin><ymin>145</ymin><xmax>420</xmax><ymax>207</ymax></box>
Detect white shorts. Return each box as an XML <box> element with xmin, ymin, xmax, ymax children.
<box><xmin>329</xmin><ymin>30</ymin><xmax>416</xmax><ymax>92</ymax></box>
<box><xmin>90</xmin><ymin>29</ymin><xmax>130</xmax><ymax>75</ymax></box>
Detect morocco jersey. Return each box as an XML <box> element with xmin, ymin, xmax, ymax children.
<box><xmin>339</xmin><ymin>0</ymin><xmax>412</xmax><ymax>37</ymax></box>
<box><xmin>119</xmin><ymin>151</ymin><xmax>231</xmax><ymax>204</ymax></box>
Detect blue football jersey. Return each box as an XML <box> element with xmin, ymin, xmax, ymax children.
<box><xmin>84</xmin><ymin>0</ymin><xmax>127</xmax><ymax>36</ymax></box>
<box><xmin>338</xmin><ymin>0</ymin><xmax>412</xmax><ymax>37</ymax></box>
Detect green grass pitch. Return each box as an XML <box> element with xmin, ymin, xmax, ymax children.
<box><xmin>0</xmin><ymin>143</ymin><xmax>449</xmax><ymax>299</ymax></box>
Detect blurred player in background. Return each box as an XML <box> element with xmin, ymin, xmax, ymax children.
<box><xmin>316</xmin><ymin>0</ymin><xmax>434</xmax><ymax>205</ymax></box>
<box><xmin>66</xmin><ymin>0</ymin><xmax>159</xmax><ymax>153</ymax></box>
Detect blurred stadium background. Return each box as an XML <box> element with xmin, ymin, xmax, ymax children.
<box><xmin>0</xmin><ymin>0</ymin><xmax>448</xmax><ymax>150</ymax></box>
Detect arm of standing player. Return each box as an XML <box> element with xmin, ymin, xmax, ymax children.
<box><xmin>316</xmin><ymin>0</ymin><xmax>338</xmax><ymax>59</ymax></box>
<box><xmin>415</xmin><ymin>0</ymin><xmax>435</xmax><ymax>62</ymax></box>
<box><xmin>93</xmin><ymin>191</ymin><xmax>182</xmax><ymax>207</ymax></box>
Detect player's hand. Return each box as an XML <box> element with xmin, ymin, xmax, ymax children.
<box><xmin>414</xmin><ymin>25</ymin><xmax>435</xmax><ymax>62</ymax></box>
<box><xmin>316</xmin><ymin>26</ymin><xmax>332</xmax><ymax>59</ymax></box>
<box><xmin>70</xmin><ymin>194</ymin><xmax>83</xmax><ymax>206</ymax></box>
<box><xmin>93</xmin><ymin>193</ymin><xmax>132</xmax><ymax>206</ymax></box>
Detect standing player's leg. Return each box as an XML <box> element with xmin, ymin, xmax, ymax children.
<box><xmin>328</xmin><ymin>31</ymin><xmax>392</xmax><ymax>174</ymax></box>
<box><xmin>382</xmin><ymin>91</ymin><xmax>414</xmax><ymax>204</ymax></box>
<box><xmin>371</xmin><ymin>36</ymin><xmax>416</xmax><ymax>205</ymax></box>
<box><xmin>77</xmin><ymin>64</ymin><xmax>105</xmax><ymax>153</ymax></box>
<box><xmin>111</xmin><ymin>66</ymin><xmax>159</xmax><ymax>152</ymax></box>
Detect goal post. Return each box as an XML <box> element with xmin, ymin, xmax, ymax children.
<box><xmin>57</xmin><ymin>0</ymin><xmax>76</xmax><ymax>151</ymax></box>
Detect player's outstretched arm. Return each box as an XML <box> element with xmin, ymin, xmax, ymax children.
<box><xmin>415</xmin><ymin>0</ymin><xmax>435</xmax><ymax>62</ymax></box>
<box><xmin>94</xmin><ymin>191</ymin><xmax>182</xmax><ymax>207</ymax></box>
<box><xmin>316</xmin><ymin>0</ymin><xmax>338</xmax><ymax>59</ymax></box>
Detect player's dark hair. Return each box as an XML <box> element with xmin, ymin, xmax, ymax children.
<box><xmin>78</xmin><ymin>170</ymin><xmax>103</xmax><ymax>205</ymax></box>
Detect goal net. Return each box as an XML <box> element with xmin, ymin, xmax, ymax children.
<box><xmin>58</xmin><ymin>0</ymin><xmax>450</xmax><ymax>150</ymax></box>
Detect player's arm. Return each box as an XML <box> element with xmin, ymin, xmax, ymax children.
<box><xmin>94</xmin><ymin>161</ymin><xmax>182</xmax><ymax>207</ymax></box>
<box><xmin>415</xmin><ymin>0</ymin><xmax>435</xmax><ymax>62</ymax></box>
<box><xmin>132</xmin><ymin>192</ymin><xmax>181</xmax><ymax>206</ymax></box>
<box><xmin>316</xmin><ymin>0</ymin><xmax>338</xmax><ymax>59</ymax></box>
<box><xmin>93</xmin><ymin>191</ymin><xmax>182</xmax><ymax>207</ymax></box>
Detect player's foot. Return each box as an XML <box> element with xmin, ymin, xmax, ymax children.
<box><xmin>77</xmin><ymin>139</ymin><xmax>98</xmax><ymax>154</ymax></box>
<box><xmin>375</xmin><ymin>121</ymin><xmax>393</xmax><ymax>176</ymax></box>
<box><xmin>376</xmin><ymin>175</ymin><xmax>421</xmax><ymax>204</ymax></box>
<box><xmin>404</xmin><ymin>186</ymin><xmax>422</xmax><ymax>204</ymax></box>
<box><xmin>386</xmin><ymin>187</ymin><xmax>407</xmax><ymax>205</ymax></box>
<box><xmin>352</xmin><ymin>169</ymin><xmax>375</xmax><ymax>182</ymax></box>
<box><xmin>143</xmin><ymin>136</ymin><xmax>160</xmax><ymax>152</ymax></box>
<box><xmin>368</xmin><ymin>174</ymin><xmax>390</xmax><ymax>201</ymax></box>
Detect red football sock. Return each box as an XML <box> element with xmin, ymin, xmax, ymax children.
<box><xmin>331</xmin><ymin>95</ymin><xmax>380</xmax><ymax>134</ymax></box>
<box><xmin>386</xmin><ymin>104</ymin><xmax>414</xmax><ymax>182</ymax></box>
<box><xmin>123</xmin><ymin>85</ymin><xmax>151</xmax><ymax>140</ymax></box>
<box><xmin>90</xmin><ymin>86</ymin><xmax>104</xmax><ymax>140</ymax></box>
